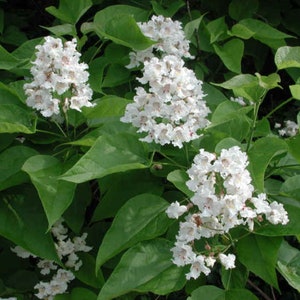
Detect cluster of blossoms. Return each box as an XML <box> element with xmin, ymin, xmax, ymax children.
<box><xmin>11</xmin><ymin>219</ymin><xmax>92</xmax><ymax>300</ymax></box>
<box><xmin>24</xmin><ymin>36</ymin><xmax>94</xmax><ymax>118</ymax></box>
<box><xmin>275</xmin><ymin>120</ymin><xmax>299</xmax><ymax>137</ymax></box>
<box><xmin>166</xmin><ymin>146</ymin><xmax>289</xmax><ymax>279</ymax></box>
<box><xmin>121</xmin><ymin>15</ymin><xmax>210</xmax><ymax>148</ymax></box>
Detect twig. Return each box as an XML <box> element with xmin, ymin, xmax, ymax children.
<box><xmin>247</xmin><ymin>279</ymin><xmax>273</xmax><ymax>300</ymax></box>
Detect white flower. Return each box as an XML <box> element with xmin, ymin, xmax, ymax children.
<box><xmin>167</xmin><ymin>146</ymin><xmax>289</xmax><ymax>279</ymax></box>
<box><xmin>37</xmin><ymin>259</ymin><xmax>58</xmax><ymax>275</ymax></box>
<box><xmin>126</xmin><ymin>15</ymin><xmax>193</xmax><ymax>68</ymax></box>
<box><xmin>219</xmin><ymin>253</ymin><xmax>236</xmax><ymax>270</ymax></box>
<box><xmin>267</xmin><ymin>201</ymin><xmax>289</xmax><ymax>225</ymax></box>
<box><xmin>122</xmin><ymin>55</ymin><xmax>210</xmax><ymax>148</ymax></box>
<box><xmin>24</xmin><ymin>36</ymin><xmax>94</xmax><ymax>118</ymax></box>
<box><xmin>186</xmin><ymin>255</ymin><xmax>211</xmax><ymax>279</ymax></box>
<box><xmin>166</xmin><ymin>201</ymin><xmax>188</xmax><ymax>219</ymax></box>
<box><xmin>277</xmin><ymin>120</ymin><xmax>299</xmax><ymax>137</ymax></box>
<box><xmin>11</xmin><ymin>246</ymin><xmax>36</xmax><ymax>259</ymax></box>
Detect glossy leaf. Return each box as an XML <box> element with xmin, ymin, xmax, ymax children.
<box><xmin>61</xmin><ymin>133</ymin><xmax>150</xmax><ymax>183</ymax></box>
<box><xmin>93</xmin><ymin>169</ymin><xmax>163</xmax><ymax>221</ymax></box>
<box><xmin>237</xmin><ymin>234</ymin><xmax>282</xmax><ymax>289</ymax></box>
<box><xmin>229</xmin><ymin>0</ymin><xmax>259</xmax><ymax>21</ymax></box>
<box><xmin>0</xmin><ymin>146</ymin><xmax>38</xmax><ymax>191</ymax></box>
<box><xmin>275</xmin><ymin>46</ymin><xmax>300</xmax><ymax>70</ymax></box>
<box><xmin>247</xmin><ymin>137</ymin><xmax>288</xmax><ymax>192</ymax></box>
<box><xmin>97</xmin><ymin>239</ymin><xmax>185</xmax><ymax>300</ymax></box>
<box><xmin>94</xmin><ymin>5</ymin><xmax>155</xmax><ymax>50</ymax></box>
<box><xmin>255</xmin><ymin>72</ymin><xmax>281</xmax><ymax>90</ymax></box>
<box><xmin>0</xmin><ymin>185</ymin><xmax>59</xmax><ymax>262</ymax></box>
<box><xmin>0</xmin><ymin>45</ymin><xmax>27</xmax><ymax>70</ymax></box>
<box><xmin>46</xmin><ymin>0</ymin><xmax>92</xmax><ymax>24</ymax></box>
<box><xmin>74</xmin><ymin>253</ymin><xmax>105</xmax><ymax>288</ymax></box>
<box><xmin>213</xmin><ymin>38</ymin><xmax>244</xmax><ymax>73</ymax></box>
<box><xmin>0</xmin><ymin>104</ymin><xmax>36</xmax><ymax>134</ymax></box>
<box><xmin>54</xmin><ymin>287</ymin><xmax>97</xmax><ymax>300</ymax></box>
<box><xmin>184</xmin><ymin>15</ymin><xmax>206</xmax><ymax>40</ymax></box>
<box><xmin>289</xmin><ymin>84</ymin><xmax>300</xmax><ymax>100</ymax></box>
<box><xmin>277</xmin><ymin>240</ymin><xmax>300</xmax><ymax>292</ymax></box>
<box><xmin>167</xmin><ymin>169</ymin><xmax>193</xmax><ymax>198</ymax></box>
<box><xmin>96</xmin><ymin>194</ymin><xmax>171</xmax><ymax>268</ymax></box>
<box><xmin>83</xmin><ymin>96</ymin><xmax>131</xmax><ymax>126</ymax></box>
<box><xmin>206</xmin><ymin>17</ymin><xmax>229</xmax><ymax>43</ymax></box>
<box><xmin>22</xmin><ymin>155</ymin><xmax>76</xmax><ymax>228</ymax></box>
<box><xmin>188</xmin><ymin>286</ymin><xmax>258</xmax><ymax>300</ymax></box>
<box><xmin>151</xmin><ymin>0</ymin><xmax>185</xmax><ymax>17</ymax></box>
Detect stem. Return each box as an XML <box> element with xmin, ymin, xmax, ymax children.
<box><xmin>36</xmin><ymin>129</ymin><xmax>64</xmax><ymax>138</ymax></box>
<box><xmin>247</xmin><ymin>280</ymin><xmax>273</xmax><ymax>300</ymax></box>
<box><xmin>157</xmin><ymin>151</ymin><xmax>187</xmax><ymax>169</ymax></box>
<box><xmin>186</xmin><ymin>0</ymin><xmax>201</xmax><ymax>56</ymax></box>
<box><xmin>53</xmin><ymin>120</ymin><xmax>68</xmax><ymax>139</ymax></box>
<box><xmin>88</xmin><ymin>41</ymin><xmax>105</xmax><ymax>64</ymax></box>
<box><xmin>246</xmin><ymin>96</ymin><xmax>265</xmax><ymax>152</ymax></box>
<box><xmin>265</xmin><ymin>97</ymin><xmax>293</xmax><ymax>119</ymax></box>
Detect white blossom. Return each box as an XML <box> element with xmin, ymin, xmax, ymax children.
<box><xmin>24</xmin><ymin>36</ymin><xmax>94</xmax><ymax>118</ymax></box>
<box><xmin>166</xmin><ymin>201</ymin><xmax>188</xmax><ymax>219</ymax></box>
<box><xmin>167</xmin><ymin>146</ymin><xmax>289</xmax><ymax>279</ymax></box>
<box><xmin>219</xmin><ymin>253</ymin><xmax>236</xmax><ymax>270</ymax></box>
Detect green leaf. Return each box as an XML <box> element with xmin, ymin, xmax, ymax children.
<box><xmin>22</xmin><ymin>155</ymin><xmax>76</xmax><ymax>228</ymax></box>
<box><xmin>287</xmin><ymin>135</ymin><xmax>300</xmax><ymax>164</ymax></box>
<box><xmin>188</xmin><ymin>285</ymin><xmax>224</xmax><ymax>300</ymax></box>
<box><xmin>237</xmin><ymin>234</ymin><xmax>282</xmax><ymax>289</ymax></box>
<box><xmin>93</xmin><ymin>169</ymin><xmax>163</xmax><ymax>221</ymax></box>
<box><xmin>229</xmin><ymin>0</ymin><xmax>259</xmax><ymax>21</ymax></box>
<box><xmin>83</xmin><ymin>95</ymin><xmax>131</xmax><ymax>127</ymax></box>
<box><xmin>0</xmin><ymin>185</ymin><xmax>59</xmax><ymax>262</ymax></box>
<box><xmin>231</xmin><ymin>19</ymin><xmax>293</xmax><ymax>48</ymax></box>
<box><xmin>0</xmin><ymin>146</ymin><xmax>38</xmax><ymax>191</ymax></box>
<box><xmin>277</xmin><ymin>240</ymin><xmax>300</xmax><ymax>292</ymax></box>
<box><xmin>275</xmin><ymin>46</ymin><xmax>300</xmax><ymax>70</ymax></box>
<box><xmin>74</xmin><ymin>253</ymin><xmax>105</xmax><ymax>288</ymax></box>
<box><xmin>61</xmin><ymin>133</ymin><xmax>150</xmax><ymax>183</ymax></box>
<box><xmin>289</xmin><ymin>84</ymin><xmax>300</xmax><ymax>100</ymax></box>
<box><xmin>221</xmin><ymin>262</ymin><xmax>249</xmax><ymax>290</ymax></box>
<box><xmin>101</xmin><ymin>64</ymin><xmax>131</xmax><ymax>87</ymax></box>
<box><xmin>184</xmin><ymin>15</ymin><xmax>206</xmax><ymax>40</ymax></box>
<box><xmin>247</xmin><ymin>137</ymin><xmax>288</xmax><ymax>192</ymax></box>
<box><xmin>0</xmin><ymin>45</ymin><xmax>27</xmax><ymax>70</ymax></box>
<box><xmin>0</xmin><ymin>104</ymin><xmax>37</xmax><ymax>134</ymax></box>
<box><xmin>213</xmin><ymin>74</ymin><xmax>258</xmax><ymax>89</ymax></box>
<box><xmin>167</xmin><ymin>169</ymin><xmax>193</xmax><ymax>198</ymax></box>
<box><xmin>255</xmin><ymin>72</ymin><xmax>281</xmax><ymax>90</ymax></box>
<box><xmin>209</xmin><ymin>101</ymin><xmax>252</xmax><ymax>141</ymax></box>
<box><xmin>41</xmin><ymin>24</ymin><xmax>76</xmax><ymax>37</ymax></box>
<box><xmin>189</xmin><ymin>286</ymin><xmax>259</xmax><ymax>299</ymax></box>
<box><xmin>97</xmin><ymin>239</ymin><xmax>185</xmax><ymax>300</ymax></box>
<box><xmin>215</xmin><ymin>137</ymin><xmax>242</xmax><ymax>154</ymax></box>
<box><xmin>46</xmin><ymin>0</ymin><xmax>92</xmax><ymax>24</ymax></box>
<box><xmin>206</xmin><ymin>17</ymin><xmax>229</xmax><ymax>43</ymax></box>
<box><xmin>54</xmin><ymin>287</ymin><xmax>97</xmax><ymax>300</ymax></box>
<box><xmin>96</xmin><ymin>194</ymin><xmax>171</xmax><ymax>268</ymax></box>
<box><xmin>94</xmin><ymin>6</ymin><xmax>155</xmax><ymax>50</ymax></box>
<box><xmin>151</xmin><ymin>0</ymin><xmax>185</xmax><ymax>18</ymax></box>
<box><xmin>213</xmin><ymin>39</ymin><xmax>244</xmax><ymax>73</ymax></box>
<box><xmin>255</xmin><ymin>195</ymin><xmax>300</xmax><ymax>236</ymax></box>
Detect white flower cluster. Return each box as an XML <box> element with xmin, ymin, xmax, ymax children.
<box><xmin>121</xmin><ymin>15</ymin><xmax>210</xmax><ymax>148</ymax></box>
<box><xmin>166</xmin><ymin>146</ymin><xmax>289</xmax><ymax>279</ymax></box>
<box><xmin>11</xmin><ymin>219</ymin><xmax>92</xmax><ymax>300</ymax></box>
<box><xmin>275</xmin><ymin>120</ymin><xmax>299</xmax><ymax>137</ymax></box>
<box><xmin>24</xmin><ymin>36</ymin><xmax>94</xmax><ymax>118</ymax></box>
